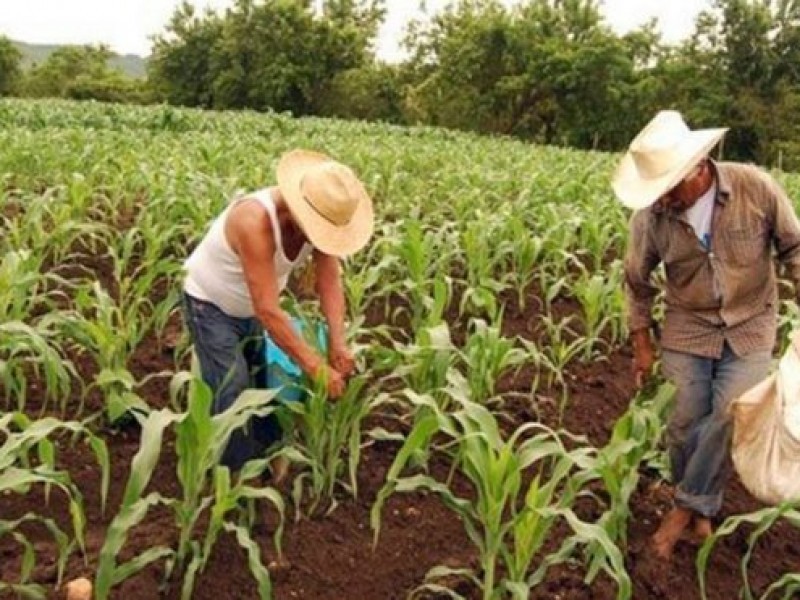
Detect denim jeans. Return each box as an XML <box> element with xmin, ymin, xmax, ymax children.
<box><xmin>182</xmin><ymin>293</ymin><xmax>281</xmax><ymax>470</ymax></box>
<box><xmin>662</xmin><ymin>343</ymin><xmax>771</xmax><ymax>517</ymax></box>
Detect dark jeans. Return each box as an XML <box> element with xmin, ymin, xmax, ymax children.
<box><xmin>182</xmin><ymin>292</ymin><xmax>281</xmax><ymax>470</ymax></box>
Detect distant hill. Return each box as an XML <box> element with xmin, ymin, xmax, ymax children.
<box><xmin>12</xmin><ymin>40</ymin><xmax>147</xmax><ymax>79</ymax></box>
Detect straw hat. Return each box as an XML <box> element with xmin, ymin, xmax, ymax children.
<box><xmin>612</xmin><ymin>110</ymin><xmax>728</xmax><ymax>209</ymax></box>
<box><xmin>277</xmin><ymin>150</ymin><xmax>374</xmax><ymax>257</ymax></box>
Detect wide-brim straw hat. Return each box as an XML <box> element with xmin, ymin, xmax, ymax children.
<box><xmin>612</xmin><ymin>110</ymin><xmax>728</xmax><ymax>210</ymax></box>
<box><xmin>277</xmin><ymin>150</ymin><xmax>374</xmax><ymax>257</ymax></box>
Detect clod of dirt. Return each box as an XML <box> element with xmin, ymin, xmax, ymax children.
<box><xmin>64</xmin><ymin>577</ymin><xmax>93</xmax><ymax>600</ymax></box>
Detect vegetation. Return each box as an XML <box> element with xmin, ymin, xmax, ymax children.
<box><xmin>3</xmin><ymin>1</ymin><xmax>800</xmax><ymax>167</ymax></box>
<box><xmin>1</xmin><ymin>98</ymin><xmax>799</xmax><ymax>597</ymax></box>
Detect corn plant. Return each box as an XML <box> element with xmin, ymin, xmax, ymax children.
<box><xmin>458</xmin><ymin>217</ymin><xmax>512</xmax><ymax>320</ymax></box>
<box><xmin>281</xmin><ymin>374</ymin><xmax>381</xmax><ymax>518</ymax></box>
<box><xmin>0</xmin><ymin>513</ymin><xmax>71</xmax><ymax>599</ymax></box>
<box><xmin>570</xmin><ymin>261</ymin><xmax>626</xmax><ymax>356</ymax></box>
<box><xmin>381</xmin><ymin>322</ymin><xmax>458</xmax><ymax>404</ymax></box>
<box><xmin>502</xmin><ymin>221</ymin><xmax>545</xmax><ymax>311</ymax></box>
<box><xmin>697</xmin><ymin>503</ymin><xmax>800</xmax><ymax>600</ymax></box>
<box><xmin>0</xmin><ymin>250</ymin><xmax>46</xmax><ymax>321</ymax></box>
<box><xmin>0</xmin><ymin>412</ymin><xmax>110</xmax><ymax>592</ymax></box>
<box><xmin>182</xmin><ymin>462</ymin><xmax>286</xmax><ymax>600</ymax></box>
<box><xmin>342</xmin><ymin>236</ymin><xmax>399</xmax><ymax>324</ymax></box>
<box><xmin>59</xmin><ymin>282</ymin><xmax>153</xmax><ymax>422</ymax></box>
<box><xmin>584</xmin><ymin>381</ymin><xmax>674</xmax><ymax>550</ymax></box>
<box><xmin>371</xmin><ymin>394</ymin><xmax>630</xmax><ymax>600</ymax></box>
<box><xmin>459</xmin><ymin>318</ymin><xmax>526</xmax><ymax>403</ymax></box>
<box><xmin>392</xmin><ymin>218</ymin><xmax>456</xmax><ymax>330</ymax></box>
<box><xmin>521</xmin><ymin>315</ymin><xmax>594</xmax><ymax>402</ymax></box>
<box><xmin>95</xmin><ymin>378</ymin><xmax>284</xmax><ymax>600</ymax></box>
<box><xmin>0</xmin><ymin>319</ymin><xmax>76</xmax><ymax>414</ymax></box>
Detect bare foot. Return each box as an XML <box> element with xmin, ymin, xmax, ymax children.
<box><xmin>693</xmin><ymin>516</ymin><xmax>713</xmax><ymax>540</ymax></box>
<box><xmin>680</xmin><ymin>515</ymin><xmax>713</xmax><ymax>545</ymax></box>
<box><xmin>652</xmin><ymin>507</ymin><xmax>692</xmax><ymax>560</ymax></box>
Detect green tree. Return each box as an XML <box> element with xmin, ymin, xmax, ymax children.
<box><xmin>149</xmin><ymin>0</ymin><xmax>385</xmax><ymax>114</ymax></box>
<box><xmin>0</xmin><ymin>36</ymin><xmax>23</xmax><ymax>96</ymax></box>
<box><xmin>23</xmin><ymin>45</ymin><xmax>115</xmax><ymax>98</ymax></box>
<box><xmin>402</xmin><ymin>0</ymin><xmax>641</xmax><ymax>149</ymax></box>
<box><xmin>317</xmin><ymin>63</ymin><xmax>406</xmax><ymax>122</ymax></box>
<box><xmin>148</xmin><ymin>1</ymin><xmax>223</xmax><ymax>107</ymax></box>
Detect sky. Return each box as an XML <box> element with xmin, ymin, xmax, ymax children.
<box><xmin>0</xmin><ymin>0</ymin><xmax>710</xmax><ymax>61</ymax></box>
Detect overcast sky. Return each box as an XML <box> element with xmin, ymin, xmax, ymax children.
<box><xmin>0</xmin><ymin>1</ymin><xmax>709</xmax><ymax>60</ymax></box>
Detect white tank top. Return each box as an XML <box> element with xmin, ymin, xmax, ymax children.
<box><xmin>184</xmin><ymin>189</ymin><xmax>313</xmax><ymax>318</ymax></box>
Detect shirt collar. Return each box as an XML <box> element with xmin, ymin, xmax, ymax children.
<box><xmin>650</xmin><ymin>158</ymin><xmax>729</xmax><ymax>217</ymax></box>
<box><xmin>709</xmin><ymin>159</ymin><xmax>731</xmax><ymax>205</ymax></box>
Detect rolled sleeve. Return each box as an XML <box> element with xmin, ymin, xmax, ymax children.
<box><xmin>624</xmin><ymin>210</ymin><xmax>661</xmax><ymax>332</ymax></box>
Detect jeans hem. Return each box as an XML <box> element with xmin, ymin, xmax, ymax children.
<box><xmin>674</xmin><ymin>486</ymin><xmax>722</xmax><ymax>517</ymax></box>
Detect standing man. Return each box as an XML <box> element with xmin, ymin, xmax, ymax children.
<box><xmin>614</xmin><ymin>110</ymin><xmax>800</xmax><ymax>559</ymax></box>
<box><xmin>183</xmin><ymin>149</ymin><xmax>374</xmax><ymax>470</ymax></box>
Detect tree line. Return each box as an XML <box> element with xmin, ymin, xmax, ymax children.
<box><xmin>2</xmin><ymin>0</ymin><xmax>800</xmax><ymax>169</ymax></box>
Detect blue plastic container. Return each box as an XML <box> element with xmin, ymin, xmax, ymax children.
<box><xmin>265</xmin><ymin>317</ymin><xmax>328</xmax><ymax>403</ymax></box>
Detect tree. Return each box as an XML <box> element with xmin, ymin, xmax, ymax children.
<box><xmin>148</xmin><ymin>1</ymin><xmax>223</xmax><ymax>107</ymax></box>
<box><xmin>316</xmin><ymin>63</ymin><xmax>406</xmax><ymax>122</ymax></box>
<box><xmin>149</xmin><ymin>0</ymin><xmax>385</xmax><ymax>114</ymax></box>
<box><xmin>0</xmin><ymin>36</ymin><xmax>23</xmax><ymax>96</ymax></box>
<box><xmin>24</xmin><ymin>45</ymin><xmax>113</xmax><ymax>98</ymax></box>
<box><xmin>402</xmin><ymin>0</ymin><xmax>641</xmax><ymax>149</ymax></box>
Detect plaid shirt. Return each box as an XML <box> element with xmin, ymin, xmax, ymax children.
<box><xmin>624</xmin><ymin>161</ymin><xmax>800</xmax><ymax>358</ymax></box>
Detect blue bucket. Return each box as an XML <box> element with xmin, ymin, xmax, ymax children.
<box><xmin>265</xmin><ymin>318</ymin><xmax>328</xmax><ymax>403</ymax></box>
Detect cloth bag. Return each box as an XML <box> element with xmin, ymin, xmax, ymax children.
<box><xmin>730</xmin><ymin>332</ymin><xmax>800</xmax><ymax>505</ymax></box>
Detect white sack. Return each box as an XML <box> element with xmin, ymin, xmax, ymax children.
<box><xmin>730</xmin><ymin>332</ymin><xmax>800</xmax><ymax>505</ymax></box>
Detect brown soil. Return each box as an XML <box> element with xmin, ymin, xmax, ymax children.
<box><xmin>2</xmin><ymin>262</ymin><xmax>800</xmax><ymax>600</ymax></box>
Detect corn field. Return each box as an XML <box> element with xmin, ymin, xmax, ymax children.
<box><xmin>2</xmin><ymin>99</ymin><xmax>800</xmax><ymax>599</ymax></box>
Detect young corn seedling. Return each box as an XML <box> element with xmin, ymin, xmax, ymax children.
<box><xmin>95</xmin><ymin>378</ymin><xmax>284</xmax><ymax>600</ymax></box>
<box><xmin>0</xmin><ymin>513</ymin><xmax>71</xmax><ymax>599</ymax></box>
<box><xmin>0</xmin><ymin>412</ymin><xmax>110</xmax><ymax>590</ymax></box>
<box><xmin>458</xmin><ymin>217</ymin><xmax>512</xmax><ymax>321</ymax></box>
<box><xmin>371</xmin><ymin>395</ymin><xmax>629</xmax><ymax>600</ymax></box>
<box><xmin>697</xmin><ymin>504</ymin><xmax>800</xmax><ymax>600</ymax></box>
<box><xmin>386</xmin><ymin>322</ymin><xmax>459</xmax><ymax>406</ymax></box>
<box><xmin>0</xmin><ymin>319</ymin><xmax>76</xmax><ymax>414</ymax></box>
<box><xmin>59</xmin><ymin>282</ymin><xmax>152</xmax><ymax>422</ymax></box>
<box><xmin>182</xmin><ymin>462</ymin><xmax>286</xmax><ymax>600</ymax></box>
<box><xmin>503</xmin><ymin>221</ymin><xmax>545</xmax><ymax>311</ymax></box>
<box><xmin>584</xmin><ymin>381</ymin><xmax>674</xmax><ymax>551</ymax></box>
<box><xmin>281</xmin><ymin>373</ymin><xmax>379</xmax><ymax>519</ymax></box>
<box><xmin>570</xmin><ymin>261</ymin><xmax>626</xmax><ymax>358</ymax></box>
<box><xmin>393</xmin><ymin>218</ymin><xmax>456</xmax><ymax>330</ymax></box>
<box><xmin>170</xmin><ymin>376</ymin><xmax>285</xmax><ymax>588</ymax></box>
<box><xmin>460</xmin><ymin>318</ymin><xmax>527</xmax><ymax>403</ymax></box>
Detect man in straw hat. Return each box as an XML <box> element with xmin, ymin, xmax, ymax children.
<box><xmin>182</xmin><ymin>149</ymin><xmax>374</xmax><ymax>471</ymax></box>
<box><xmin>614</xmin><ymin>110</ymin><xmax>800</xmax><ymax>559</ymax></box>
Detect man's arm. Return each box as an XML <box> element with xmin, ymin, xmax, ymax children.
<box><xmin>227</xmin><ymin>200</ymin><xmax>325</xmax><ymax>378</ymax></box>
<box><xmin>766</xmin><ymin>174</ymin><xmax>800</xmax><ymax>294</ymax></box>
<box><xmin>624</xmin><ymin>210</ymin><xmax>661</xmax><ymax>334</ymax></box>
<box><xmin>313</xmin><ymin>250</ymin><xmax>355</xmax><ymax>376</ymax></box>
<box><xmin>624</xmin><ymin>210</ymin><xmax>662</xmax><ymax>385</ymax></box>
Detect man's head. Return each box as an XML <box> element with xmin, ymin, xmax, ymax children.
<box><xmin>276</xmin><ymin>150</ymin><xmax>374</xmax><ymax>257</ymax></box>
<box><xmin>656</xmin><ymin>158</ymin><xmax>714</xmax><ymax>212</ymax></box>
<box><xmin>612</xmin><ymin>111</ymin><xmax>727</xmax><ymax>210</ymax></box>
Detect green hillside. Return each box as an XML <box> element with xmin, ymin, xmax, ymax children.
<box><xmin>12</xmin><ymin>40</ymin><xmax>147</xmax><ymax>78</ymax></box>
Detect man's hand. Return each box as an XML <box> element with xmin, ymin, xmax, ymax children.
<box><xmin>315</xmin><ymin>363</ymin><xmax>346</xmax><ymax>400</ymax></box>
<box><xmin>631</xmin><ymin>328</ymin><xmax>656</xmax><ymax>388</ymax></box>
<box><xmin>329</xmin><ymin>344</ymin><xmax>356</xmax><ymax>378</ymax></box>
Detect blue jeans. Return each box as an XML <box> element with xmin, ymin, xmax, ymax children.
<box><xmin>662</xmin><ymin>343</ymin><xmax>771</xmax><ymax>517</ymax></box>
<box><xmin>182</xmin><ymin>293</ymin><xmax>281</xmax><ymax>470</ymax></box>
